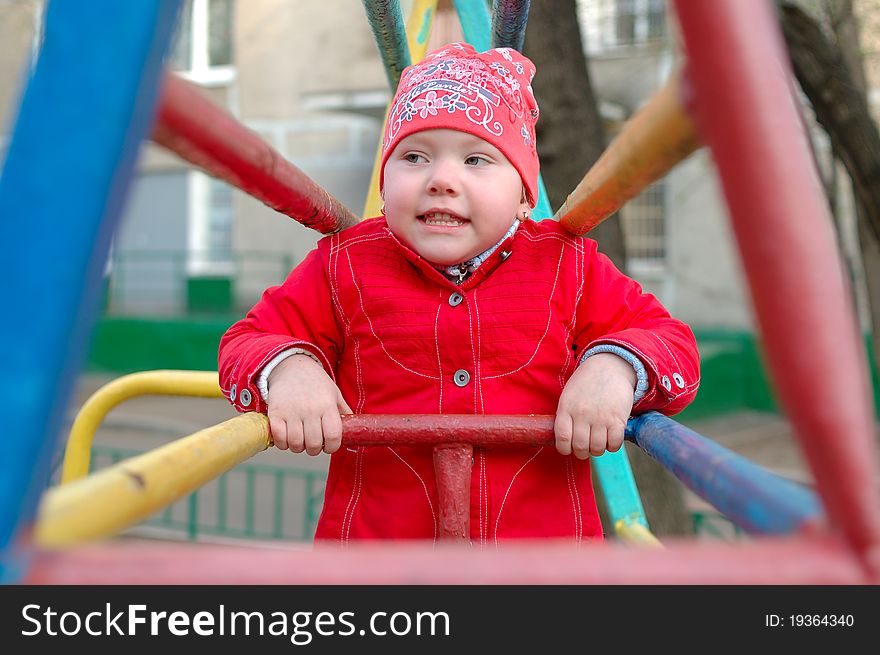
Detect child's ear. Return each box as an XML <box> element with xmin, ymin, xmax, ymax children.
<box><xmin>519</xmin><ymin>188</ymin><xmax>532</xmax><ymax>219</ymax></box>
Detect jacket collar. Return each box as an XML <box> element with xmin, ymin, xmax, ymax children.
<box><xmin>383</xmin><ymin>219</ymin><xmax>521</xmax><ymax>290</ymax></box>
<box><xmin>437</xmin><ymin>220</ymin><xmax>520</xmax><ymax>284</ymax></box>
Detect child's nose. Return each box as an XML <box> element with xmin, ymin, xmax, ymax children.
<box><xmin>427</xmin><ymin>161</ymin><xmax>459</xmax><ymax>195</ymax></box>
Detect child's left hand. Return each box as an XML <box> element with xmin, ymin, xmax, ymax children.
<box><xmin>554</xmin><ymin>353</ymin><xmax>637</xmax><ymax>459</ymax></box>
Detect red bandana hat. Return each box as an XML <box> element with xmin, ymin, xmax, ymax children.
<box><xmin>380</xmin><ymin>42</ymin><xmax>540</xmax><ymax>206</ymax></box>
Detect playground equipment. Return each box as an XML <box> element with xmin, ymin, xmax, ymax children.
<box><xmin>1</xmin><ymin>0</ymin><xmax>879</xmax><ymax>583</ymax></box>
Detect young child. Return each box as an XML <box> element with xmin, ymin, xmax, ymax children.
<box><xmin>219</xmin><ymin>43</ymin><xmax>699</xmax><ymax>543</ymax></box>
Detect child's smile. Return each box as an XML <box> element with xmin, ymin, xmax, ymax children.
<box><xmin>418</xmin><ymin>210</ymin><xmax>469</xmax><ymax>228</ymax></box>
<box><xmin>383</xmin><ymin>129</ymin><xmax>529</xmax><ymax>266</ymax></box>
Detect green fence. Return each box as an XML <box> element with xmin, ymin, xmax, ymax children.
<box><xmin>89</xmin><ymin>445</ymin><xmax>742</xmax><ymax>544</ymax></box>
<box><xmin>86</xmin><ymin>317</ymin><xmax>880</xmax><ymax>419</ymax></box>
<box><xmin>91</xmin><ymin>445</ymin><xmax>325</xmax><ymax>542</ymax></box>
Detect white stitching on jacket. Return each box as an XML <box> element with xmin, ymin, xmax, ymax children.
<box><xmin>341</xmin><ymin>447</ymin><xmax>364</xmax><ymax>543</ymax></box>
<box><xmin>483</xmin><ymin>246</ymin><xmax>563</xmax><ymax>380</ymax></box>
<box><xmin>388</xmin><ymin>447</ymin><xmax>438</xmax><ymax>543</ymax></box>
<box><xmin>346</xmin><ymin>249</ymin><xmax>440</xmax><ymax>380</ymax></box>
<box><xmin>493</xmin><ymin>448</ymin><xmax>543</xmax><ymax>546</ymax></box>
<box><xmin>433</xmin><ymin>305</ymin><xmax>443</xmax><ymax>412</ymax></box>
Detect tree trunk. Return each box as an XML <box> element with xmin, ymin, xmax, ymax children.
<box><xmin>823</xmin><ymin>0</ymin><xmax>880</xmax><ymax>394</ymax></box>
<box><xmin>522</xmin><ymin>0</ymin><xmax>625</xmax><ymax>267</ymax></box>
<box><xmin>523</xmin><ymin>0</ymin><xmax>691</xmax><ymax>537</ymax></box>
<box><xmin>779</xmin><ymin>2</ymin><xmax>880</xmax><ymax>388</ymax></box>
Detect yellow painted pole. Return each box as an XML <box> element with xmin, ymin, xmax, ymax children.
<box><xmin>36</xmin><ymin>412</ymin><xmax>270</xmax><ymax>549</ymax></box>
<box><xmin>62</xmin><ymin>370</ymin><xmax>224</xmax><ymax>484</ymax></box>
<box><xmin>556</xmin><ymin>70</ymin><xmax>702</xmax><ymax>235</ymax></box>
<box><xmin>363</xmin><ymin>0</ymin><xmax>439</xmax><ymax>218</ymax></box>
<box><xmin>614</xmin><ymin>519</ymin><xmax>664</xmax><ymax>547</ymax></box>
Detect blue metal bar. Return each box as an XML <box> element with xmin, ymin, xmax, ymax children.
<box><xmin>626</xmin><ymin>412</ymin><xmax>823</xmax><ymax>535</ymax></box>
<box><xmin>451</xmin><ymin>0</ymin><xmax>552</xmax><ymax>220</ymax></box>
<box><xmin>453</xmin><ymin>0</ymin><xmax>492</xmax><ymax>51</ymax></box>
<box><xmin>0</xmin><ymin>0</ymin><xmax>180</xmax><ymax>583</ymax></box>
<box><xmin>491</xmin><ymin>0</ymin><xmax>531</xmax><ymax>51</ymax></box>
<box><xmin>361</xmin><ymin>0</ymin><xmax>411</xmax><ymax>89</ymax></box>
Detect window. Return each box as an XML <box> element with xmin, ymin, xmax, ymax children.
<box><xmin>579</xmin><ymin>0</ymin><xmax>668</xmax><ymax>54</ymax></box>
<box><xmin>615</xmin><ymin>0</ymin><xmax>636</xmax><ymax>45</ymax></box>
<box><xmin>188</xmin><ymin>172</ymin><xmax>235</xmax><ymax>276</ymax></box>
<box><xmin>620</xmin><ymin>179</ymin><xmax>666</xmax><ymax>269</ymax></box>
<box><xmin>646</xmin><ymin>0</ymin><xmax>667</xmax><ymax>41</ymax></box>
<box><xmin>169</xmin><ymin>0</ymin><xmax>234</xmax><ymax>85</ymax></box>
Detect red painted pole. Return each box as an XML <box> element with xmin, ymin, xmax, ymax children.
<box><xmin>340</xmin><ymin>414</ymin><xmax>555</xmax><ymax>447</ymax></box>
<box><xmin>24</xmin><ymin>535</ymin><xmax>869</xmax><ymax>584</ymax></box>
<box><xmin>672</xmin><ymin>0</ymin><xmax>880</xmax><ymax>578</ymax></box>
<box><xmin>433</xmin><ymin>445</ymin><xmax>473</xmax><ymax>540</ymax></box>
<box><xmin>152</xmin><ymin>74</ymin><xmax>359</xmax><ymax>234</ymax></box>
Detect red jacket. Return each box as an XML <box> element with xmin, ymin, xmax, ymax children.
<box><xmin>219</xmin><ymin>217</ymin><xmax>700</xmax><ymax>543</ymax></box>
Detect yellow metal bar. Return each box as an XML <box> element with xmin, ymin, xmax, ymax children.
<box><xmin>614</xmin><ymin>518</ymin><xmax>664</xmax><ymax>547</ymax></box>
<box><xmin>556</xmin><ymin>70</ymin><xmax>702</xmax><ymax>235</ymax></box>
<box><xmin>363</xmin><ymin>0</ymin><xmax>439</xmax><ymax>218</ymax></box>
<box><xmin>62</xmin><ymin>370</ymin><xmax>224</xmax><ymax>484</ymax></box>
<box><xmin>36</xmin><ymin>412</ymin><xmax>270</xmax><ymax>549</ymax></box>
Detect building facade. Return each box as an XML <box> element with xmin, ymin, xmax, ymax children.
<box><xmin>1</xmin><ymin>0</ymin><xmax>877</xmax><ymax>334</ymax></box>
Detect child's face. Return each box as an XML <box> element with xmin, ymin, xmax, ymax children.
<box><xmin>383</xmin><ymin>129</ymin><xmax>530</xmax><ymax>266</ymax></box>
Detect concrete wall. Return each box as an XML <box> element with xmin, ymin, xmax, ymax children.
<box><xmin>0</xmin><ymin>0</ymin><xmax>39</xmax><ymax>158</ymax></box>
<box><xmin>3</xmin><ymin>0</ymin><xmax>878</xmax><ymax>333</ymax></box>
<box><xmin>665</xmin><ymin>151</ymin><xmax>754</xmax><ymax>329</ymax></box>
<box><xmin>112</xmin><ymin>172</ymin><xmax>190</xmax><ymax>315</ymax></box>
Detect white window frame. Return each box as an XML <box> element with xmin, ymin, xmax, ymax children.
<box><xmin>174</xmin><ymin>0</ymin><xmax>235</xmax><ymax>87</ymax></box>
<box><xmin>187</xmin><ymin>171</ymin><xmax>235</xmax><ymax>277</ymax></box>
<box><xmin>579</xmin><ymin>0</ymin><xmax>667</xmax><ymax>55</ymax></box>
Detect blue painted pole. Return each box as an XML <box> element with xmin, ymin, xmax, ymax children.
<box><xmin>451</xmin><ymin>0</ymin><xmax>552</xmax><ymax>220</ymax></box>
<box><xmin>0</xmin><ymin>0</ymin><xmax>180</xmax><ymax>583</ymax></box>
<box><xmin>626</xmin><ymin>412</ymin><xmax>823</xmax><ymax>535</ymax></box>
<box><xmin>452</xmin><ymin>0</ymin><xmax>492</xmax><ymax>52</ymax></box>
<box><xmin>491</xmin><ymin>0</ymin><xmax>531</xmax><ymax>51</ymax></box>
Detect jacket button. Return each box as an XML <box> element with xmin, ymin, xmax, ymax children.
<box><xmin>673</xmin><ymin>373</ymin><xmax>685</xmax><ymax>389</ymax></box>
<box><xmin>453</xmin><ymin>369</ymin><xmax>471</xmax><ymax>387</ymax></box>
<box><xmin>239</xmin><ymin>388</ymin><xmax>252</xmax><ymax>407</ymax></box>
<box><xmin>230</xmin><ymin>383</ymin><xmax>237</xmax><ymax>402</ymax></box>
<box><xmin>448</xmin><ymin>292</ymin><xmax>464</xmax><ymax>307</ymax></box>
<box><xmin>661</xmin><ymin>375</ymin><xmax>672</xmax><ymax>391</ymax></box>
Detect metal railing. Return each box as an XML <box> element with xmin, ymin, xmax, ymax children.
<box><xmin>87</xmin><ymin>446</ymin><xmax>740</xmax><ymax>544</ymax></box>
<box><xmin>91</xmin><ymin>446</ymin><xmax>325</xmax><ymax>542</ymax></box>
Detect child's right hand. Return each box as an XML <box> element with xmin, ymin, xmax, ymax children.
<box><xmin>266</xmin><ymin>354</ymin><xmax>352</xmax><ymax>455</ymax></box>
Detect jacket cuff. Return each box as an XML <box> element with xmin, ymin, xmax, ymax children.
<box><xmin>579</xmin><ymin>344</ymin><xmax>649</xmax><ymax>402</ymax></box>
<box><xmin>224</xmin><ymin>339</ymin><xmax>333</xmax><ymax>414</ymax></box>
<box><xmin>257</xmin><ymin>348</ymin><xmax>322</xmax><ymax>402</ymax></box>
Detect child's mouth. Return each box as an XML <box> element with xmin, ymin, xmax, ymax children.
<box><xmin>419</xmin><ymin>212</ymin><xmax>468</xmax><ymax>227</ymax></box>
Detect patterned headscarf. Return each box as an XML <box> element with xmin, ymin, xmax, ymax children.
<box><xmin>380</xmin><ymin>43</ymin><xmax>540</xmax><ymax>206</ymax></box>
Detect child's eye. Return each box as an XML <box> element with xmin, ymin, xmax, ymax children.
<box><xmin>465</xmin><ymin>155</ymin><xmax>488</xmax><ymax>166</ymax></box>
<box><xmin>404</xmin><ymin>153</ymin><xmax>426</xmax><ymax>163</ymax></box>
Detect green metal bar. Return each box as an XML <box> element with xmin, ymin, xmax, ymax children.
<box><xmin>245</xmin><ymin>468</ymin><xmax>256</xmax><ymax>536</ymax></box>
<box><xmin>490</xmin><ymin>0</ymin><xmax>531</xmax><ymax>51</ymax></box>
<box><xmin>273</xmin><ymin>470</ymin><xmax>284</xmax><ymax>539</ymax></box>
<box><xmin>305</xmin><ymin>472</ymin><xmax>319</xmax><ymax>539</ymax></box>
<box><xmin>217</xmin><ymin>473</ymin><xmax>227</xmax><ymax>532</ymax></box>
<box><xmin>361</xmin><ymin>0</ymin><xmax>411</xmax><ymax>88</ymax></box>
<box><xmin>187</xmin><ymin>492</ymin><xmax>198</xmax><ymax>541</ymax></box>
